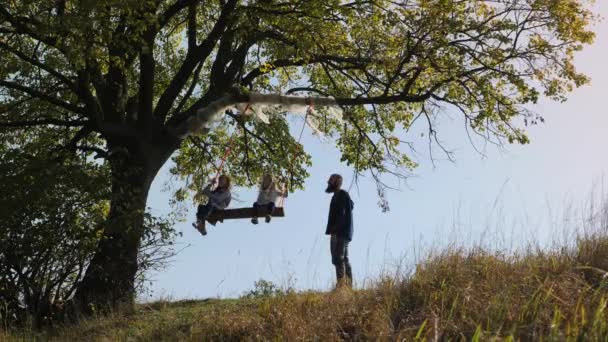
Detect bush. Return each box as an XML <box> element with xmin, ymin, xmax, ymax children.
<box><xmin>0</xmin><ymin>150</ymin><xmax>179</xmax><ymax>327</ymax></box>
<box><xmin>242</xmin><ymin>279</ymin><xmax>286</xmax><ymax>299</ymax></box>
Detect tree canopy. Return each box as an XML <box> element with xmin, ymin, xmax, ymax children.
<box><xmin>0</xmin><ymin>0</ymin><xmax>596</xmax><ymax>310</ymax></box>
<box><xmin>1</xmin><ymin>0</ymin><xmax>595</xmax><ymax>189</ymax></box>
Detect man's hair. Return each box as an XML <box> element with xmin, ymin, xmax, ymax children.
<box><xmin>325</xmin><ymin>174</ymin><xmax>343</xmax><ymax>193</ymax></box>
<box><xmin>331</xmin><ymin>174</ymin><xmax>343</xmax><ymax>187</ymax></box>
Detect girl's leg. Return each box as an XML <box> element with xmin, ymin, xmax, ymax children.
<box><xmin>265</xmin><ymin>202</ymin><xmax>276</xmax><ymax>223</ymax></box>
<box><xmin>197</xmin><ymin>203</ymin><xmax>214</xmax><ymax>220</ymax></box>
<box><xmin>194</xmin><ymin>203</ymin><xmax>214</xmax><ymax>235</ymax></box>
<box><xmin>251</xmin><ymin>202</ymin><xmax>261</xmax><ymax>224</ymax></box>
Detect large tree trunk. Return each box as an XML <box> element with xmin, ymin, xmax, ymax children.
<box><xmin>74</xmin><ymin>140</ymin><xmax>170</xmax><ymax>313</ymax></box>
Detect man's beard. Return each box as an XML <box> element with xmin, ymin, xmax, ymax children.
<box><xmin>325</xmin><ymin>183</ymin><xmax>338</xmax><ymax>193</ymax></box>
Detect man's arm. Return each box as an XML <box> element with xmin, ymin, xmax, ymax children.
<box><xmin>326</xmin><ymin>195</ymin><xmax>337</xmax><ymax>234</ymax></box>
<box><xmin>333</xmin><ymin>191</ymin><xmax>351</xmax><ymax>231</ymax></box>
<box><xmin>344</xmin><ymin>194</ymin><xmax>353</xmax><ymax>231</ymax></box>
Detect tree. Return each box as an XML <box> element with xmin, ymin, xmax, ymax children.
<box><xmin>0</xmin><ymin>140</ymin><xmax>179</xmax><ymax>325</ymax></box>
<box><xmin>0</xmin><ymin>0</ymin><xmax>595</xmax><ymax>311</ymax></box>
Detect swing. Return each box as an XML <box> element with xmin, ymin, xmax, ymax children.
<box><xmin>205</xmin><ymin>207</ymin><xmax>285</xmax><ymax>224</ymax></box>
<box><xmin>199</xmin><ymin>101</ymin><xmax>307</xmax><ymax>224</ymax></box>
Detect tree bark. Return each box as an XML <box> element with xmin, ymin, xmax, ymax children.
<box><xmin>73</xmin><ymin>138</ymin><xmax>170</xmax><ymax>313</ymax></box>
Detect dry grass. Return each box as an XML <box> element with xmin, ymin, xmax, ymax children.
<box><xmin>2</xmin><ymin>234</ymin><xmax>608</xmax><ymax>341</ymax></box>
<box><xmin>5</xmin><ymin>194</ymin><xmax>608</xmax><ymax>340</ymax></box>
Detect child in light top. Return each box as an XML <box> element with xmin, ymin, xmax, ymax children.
<box><xmin>193</xmin><ymin>174</ymin><xmax>231</xmax><ymax>236</ymax></box>
<box><xmin>252</xmin><ymin>174</ymin><xmax>287</xmax><ymax>224</ymax></box>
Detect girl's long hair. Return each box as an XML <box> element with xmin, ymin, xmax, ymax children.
<box><xmin>259</xmin><ymin>174</ymin><xmax>276</xmax><ymax>192</ymax></box>
<box><xmin>216</xmin><ymin>174</ymin><xmax>231</xmax><ymax>191</ymax></box>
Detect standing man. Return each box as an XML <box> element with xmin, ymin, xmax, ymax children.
<box><xmin>325</xmin><ymin>174</ymin><xmax>354</xmax><ymax>288</ymax></box>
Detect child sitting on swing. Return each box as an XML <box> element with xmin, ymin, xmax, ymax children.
<box><xmin>193</xmin><ymin>174</ymin><xmax>232</xmax><ymax>236</ymax></box>
<box><xmin>252</xmin><ymin>174</ymin><xmax>288</xmax><ymax>224</ymax></box>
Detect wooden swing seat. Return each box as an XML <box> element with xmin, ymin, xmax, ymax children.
<box><xmin>206</xmin><ymin>207</ymin><xmax>285</xmax><ymax>225</ymax></box>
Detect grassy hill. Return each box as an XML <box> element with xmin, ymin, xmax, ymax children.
<box><xmin>3</xmin><ymin>234</ymin><xmax>608</xmax><ymax>341</ymax></box>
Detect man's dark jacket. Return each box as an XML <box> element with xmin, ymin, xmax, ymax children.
<box><xmin>326</xmin><ymin>189</ymin><xmax>354</xmax><ymax>241</ymax></box>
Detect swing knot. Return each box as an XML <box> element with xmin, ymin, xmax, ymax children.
<box><xmin>305</xmin><ymin>97</ymin><xmax>315</xmax><ymax>111</ymax></box>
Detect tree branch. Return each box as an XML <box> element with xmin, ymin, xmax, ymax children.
<box><xmin>241</xmin><ymin>55</ymin><xmax>370</xmax><ymax>86</ymax></box>
<box><xmin>172</xmin><ymin>91</ymin><xmax>433</xmax><ymax>138</ymax></box>
<box><xmin>137</xmin><ymin>34</ymin><xmax>156</xmax><ymax>127</ymax></box>
<box><xmin>154</xmin><ymin>0</ymin><xmax>238</xmax><ymax>123</ymax></box>
<box><xmin>0</xmin><ymin>5</ymin><xmax>68</xmax><ymax>57</ymax></box>
<box><xmin>0</xmin><ymin>119</ymin><xmax>87</xmax><ymax>128</ymax></box>
<box><xmin>76</xmin><ymin>146</ymin><xmax>108</xmax><ymax>159</ymax></box>
<box><xmin>187</xmin><ymin>2</ymin><xmax>197</xmax><ymax>49</ymax></box>
<box><xmin>75</xmin><ymin>69</ymin><xmax>105</xmax><ymax>125</ymax></box>
<box><xmin>173</xmin><ymin>61</ymin><xmax>204</xmax><ymax>116</ymax></box>
<box><xmin>0</xmin><ymin>80</ymin><xmax>84</xmax><ymax>115</ymax></box>
<box><xmin>0</xmin><ymin>42</ymin><xmax>75</xmax><ymax>88</ymax></box>
<box><xmin>225</xmin><ymin>110</ymin><xmax>275</xmax><ymax>155</ymax></box>
<box><xmin>159</xmin><ymin>0</ymin><xmax>200</xmax><ymax>29</ymax></box>
<box><xmin>67</xmin><ymin>125</ymin><xmax>95</xmax><ymax>151</ymax></box>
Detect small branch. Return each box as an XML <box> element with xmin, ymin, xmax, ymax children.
<box><xmin>67</xmin><ymin>125</ymin><xmax>94</xmax><ymax>150</ymax></box>
<box><xmin>159</xmin><ymin>0</ymin><xmax>200</xmax><ymax>29</ymax></box>
<box><xmin>241</xmin><ymin>54</ymin><xmax>371</xmax><ymax>87</ymax></box>
<box><xmin>0</xmin><ymin>41</ymin><xmax>75</xmax><ymax>88</ymax></box>
<box><xmin>155</xmin><ymin>0</ymin><xmax>238</xmax><ymax>122</ymax></box>
<box><xmin>0</xmin><ymin>5</ymin><xmax>67</xmax><ymax>57</ymax></box>
<box><xmin>286</xmin><ymin>87</ymin><xmax>330</xmax><ymax>96</ymax></box>
<box><xmin>137</xmin><ymin>36</ymin><xmax>156</xmax><ymax>127</ymax></box>
<box><xmin>225</xmin><ymin>110</ymin><xmax>275</xmax><ymax>154</ymax></box>
<box><xmin>76</xmin><ymin>146</ymin><xmax>108</xmax><ymax>159</ymax></box>
<box><xmin>0</xmin><ymin>119</ymin><xmax>86</xmax><ymax>128</ymax></box>
<box><xmin>421</xmin><ymin>104</ymin><xmax>455</xmax><ymax>167</ymax></box>
<box><xmin>0</xmin><ymin>80</ymin><xmax>84</xmax><ymax>115</ymax></box>
<box><xmin>173</xmin><ymin>61</ymin><xmax>204</xmax><ymax>116</ymax></box>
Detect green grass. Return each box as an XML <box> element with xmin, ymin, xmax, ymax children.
<box><xmin>3</xmin><ymin>235</ymin><xmax>608</xmax><ymax>341</ymax></box>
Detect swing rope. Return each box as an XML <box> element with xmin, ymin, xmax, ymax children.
<box><xmin>278</xmin><ymin>98</ymin><xmax>314</xmax><ymax>208</ymax></box>
<box><xmin>212</xmin><ymin>104</ymin><xmax>251</xmax><ymax>182</ymax></box>
<box><xmin>210</xmin><ymin>99</ymin><xmax>313</xmax><ymax>208</ymax></box>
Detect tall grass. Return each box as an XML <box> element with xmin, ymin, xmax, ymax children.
<box><xmin>3</xmin><ymin>195</ymin><xmax>608</xmax><ymax>340</ymax></box>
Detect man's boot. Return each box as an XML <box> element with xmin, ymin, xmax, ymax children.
<box><xmin>345</xmin><ymin>261</ymin><xmax>353</xmax><ymax>288</ymax></box>
<box><xmin>335</xmin><ymin>263</ymin><xmax>346</xmax><ymax>289</ymax></box>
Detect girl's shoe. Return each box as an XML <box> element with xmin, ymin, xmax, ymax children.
<box><xmin>192</xmin><ymin>220</ymin><xmax>207</xmax><ymax>235</ymax></box>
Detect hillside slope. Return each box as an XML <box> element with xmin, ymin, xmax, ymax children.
<box><xmin>3</xmin><ymin>237</ymin><xmax>608</xmax><ymax>341</ymax></box>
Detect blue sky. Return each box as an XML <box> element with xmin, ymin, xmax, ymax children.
<box><xmin>143</xmin><ymin>2</ymin><xmax>608</xmax><ymax>300</ymax></box>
